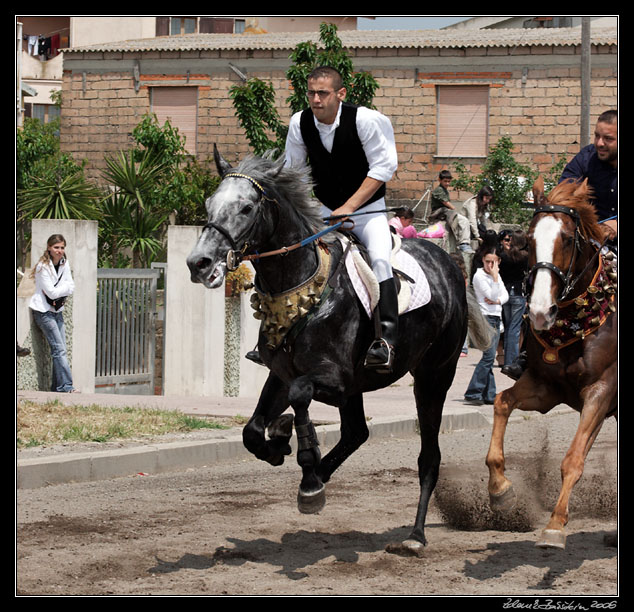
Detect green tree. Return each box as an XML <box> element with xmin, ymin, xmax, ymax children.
<box><xmin>99</xmin><ymin>114</ymin><xmax>219</xmax><ymax>267</ymax></box>
<box><xmin>16</xmin><ymin>117</ymin><xmax>103</xmax><ymax>269</ymax></box>
<box><xmin>100</xmin><ymin>148</ymin><xmax>172</xmax><ymax>268</ymax></box>
<box><xmin>17</xmin><ymin>170</ymin><xmax>104</xmax><ymax>222</ymax></box>
<box><xmin>130</xmin><ymin>113</ymin><xmax>218</xmax><ymax>225</ymax></box>
<box><xmin>451</xmin><ymin>135</ymin><xmax>567</xmax><ymax>226</ymax></box>
<box><xmin>16</xmin><ymin>117</ymin><xmax>80</xmax><ymax>191</ymax></box>
<box><xmin>230</xmin><ymin>22</ymin><xmax>379</xmax><ymax>156</ymax></box>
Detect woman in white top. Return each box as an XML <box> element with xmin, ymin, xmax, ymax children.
<box><xmin>464</xmin><ymin>245</ymin><xmax>509</xmax><ymax>405</ymax></box>
<box><xmin>29</xmin><ymin>234</ymin><xmax>76</xmax><ymax>392</ymax></box>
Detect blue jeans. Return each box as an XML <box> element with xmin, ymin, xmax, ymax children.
<box><xmin>32</xmin><ymin>309</ymin><xmax>74</xmax><ymax>392</ymax></box>
<box><xmin>465</xmin><ymin>315</ymin><xmax>501</xmax><ymax>404</ymax></box>
<box><xmin>502</xmin><ymin>292</ymin><xmax>526</xmax><ymax>367</ymax></box>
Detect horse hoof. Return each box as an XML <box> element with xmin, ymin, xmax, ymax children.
<box><xmin>536</xmin><ymin>528</ymin><xmax>566</xmax><ymax>549</ymax></box>
<box><xmin>267</xmin><ymin>413</ymin><xmax>294</xmax><ymax>439</ymax></box>
<box><xmin>385</xmin><ymin>539</ymin><xmax>426</xmax><ymax>558</ymax></box>
<box><xmin>266</xmin><ymin>454</ymin><xmax>286</xmax><ymax>467</ymax></box>
<box><xmin>297</xmin><ymin>485</ymin><xmax>326</xmax><ymax>514</ymax></box>
<box><xmin>489</xmin><ymin>484</ymin><xmax>517</xmax><ymax>512</ymax></box>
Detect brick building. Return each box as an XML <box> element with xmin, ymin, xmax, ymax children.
<box><xmin>60</xmin><ymin>26</ymin><xmax>617</xmax><ymax>203</ymax></box>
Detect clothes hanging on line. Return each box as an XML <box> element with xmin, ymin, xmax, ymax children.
<box><xmin>24</xmin><ymin>34</ymin><xmax>61</xmax><ymax>59</ymax></box>
<box><xmin>27</xmin><ymin>35</ymin><xmax>39</xmax><ymax>55</ymax></box>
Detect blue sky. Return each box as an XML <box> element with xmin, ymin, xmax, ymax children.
<box><xmin>358</xmin><ymin>16</ymin><xmax>471</xmax><ymax>30</ymax></box>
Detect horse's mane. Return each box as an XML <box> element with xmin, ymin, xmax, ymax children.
<box><xmin>547</xmin><ymin>179</ymin><xmax>604</xmax><ymax>244</ymax></box>
<box><xmin>234</xmin><ymin>153</ymin><xmax>326</xmax><ymax>235</ymax></box>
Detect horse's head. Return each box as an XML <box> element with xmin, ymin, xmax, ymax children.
<box><xmin>526</xmin><ymin>176</ymin><xmax>597</xmax><ymax>330</ymax></box>
<box><xmin>187</xmin><ymin>146</ymin><xmax>284</xmax><ymax>288</ymax></box>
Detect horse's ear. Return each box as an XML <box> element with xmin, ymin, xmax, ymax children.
<box><xmin>573</xmin><ymin>177</ymin><xmax>589</xmax><ymax>199</ymax></box>
<box><xmin>263</xmin><ymin>150</ymin><xmax>286</xmax><ymax>179</ymax></box>
<box><xmin>213</xmin><ymin>144</ymin><xmax>232</xmax><ymax>177</ymax></box>
<box><xmin>532</xmin><ymin>176</ymin><xmax>546</xmax><ymax>206</ymax></box>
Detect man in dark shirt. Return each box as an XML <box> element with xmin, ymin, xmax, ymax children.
<box><xmin>559</xmin><ymin>109</ymin><xmax>617</xmax><ymax>240</ymax></box>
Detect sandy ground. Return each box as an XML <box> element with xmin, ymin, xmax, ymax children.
<box><xmin>16</xmin><ymin>409</ymin><xmax>617</xmax><ymax>598</ymax></box>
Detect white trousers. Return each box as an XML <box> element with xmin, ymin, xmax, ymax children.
<box><xmin>321</xmin><ymin>198</ymin><xmax>393</xmax><ymax>283</ymax></box>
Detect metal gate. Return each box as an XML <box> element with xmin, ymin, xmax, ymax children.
<box><xmin>95</xmin><ymin>268</ymin><xmax>161</xmax><ymax>394</ymax></box>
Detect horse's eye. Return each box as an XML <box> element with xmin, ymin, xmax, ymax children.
<box><xmin>240</xmin><ymin>204</ymin><xmax>254</xmax><ymax>215</ymax></box>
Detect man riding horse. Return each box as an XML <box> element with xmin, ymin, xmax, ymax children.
<box><xmin>284</xmin><ymin>66</ymin><xmax>399</xmax><ymax>372</ymax></box>
<box><xmin>503</xmin><ymin>109</ymin><xmax>618</xmax><ymax>381</ymax></box>
<box><xmin>559</xmin><ymin>109</ymin><xmax>617</xmax><ymax>242</ymax></box>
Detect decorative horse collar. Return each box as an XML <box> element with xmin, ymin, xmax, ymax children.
<box><xmin>249</xmin><ymin>241</ymin><xmax>334</xmax><ymax>350</ymax></box>
<box><xmin>532</xmin><ymin>251</ymin><xmax>617</xmax><ymax>363</ymax></box>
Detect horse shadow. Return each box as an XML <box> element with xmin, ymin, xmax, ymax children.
<box><xmin>148</xmin><ymin>525</ymin><xmax>412</xmax><ymax>580</ymax></box>
<box><xmin>463</xmin><ymin>530</ymin><xmax>617</xmax><ymax>591</ymax></box>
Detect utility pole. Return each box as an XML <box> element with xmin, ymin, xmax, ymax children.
<box><xmin>580</xmin><ymin>17</ymin><xmax>591</xmax><ymax>146</ymax></box>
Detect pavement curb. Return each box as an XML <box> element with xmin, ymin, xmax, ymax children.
<box><xmin>17</xmin><ymin>409</ymin><xmax>489</xmax><ymax>490</ymax></box>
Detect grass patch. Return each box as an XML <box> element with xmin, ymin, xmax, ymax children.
<box><xmin>16</xmin><ymin>399</ymin><xmax>243</xmax><ymax>449</ymax></box>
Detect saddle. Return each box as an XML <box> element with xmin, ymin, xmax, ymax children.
<box><xmin>340</xmin><ymin>231</ymin><xmax>431</xmax><ymax>319</ymax></box>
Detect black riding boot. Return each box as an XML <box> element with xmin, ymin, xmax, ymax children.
<box><xmin>364</xmin><ymin>279</ymin><xmax>399</xmax><ymax>373</ymax></box>
<box><xmin>501</xmin><ymin>351</ymin><xmax>527</xmax><ymax>380</ymax></box>
<box><xmin>245</xmin><ymin>349</ymin><xmax>265</xmax><ymax>366</ymax></box>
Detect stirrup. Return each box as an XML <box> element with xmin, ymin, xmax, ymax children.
<box><xmin>364</xmin><ymin>338</ymin><xmax>395</xmax><ymax>372</ymax></box>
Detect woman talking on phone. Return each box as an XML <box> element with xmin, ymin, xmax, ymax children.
<box><xmin>29</xmin><ymin>234</ymin><xmax>77</xmax><ymax>393</ymax></box>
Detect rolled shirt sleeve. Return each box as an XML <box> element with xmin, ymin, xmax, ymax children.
<box><xmin>356</xmin><ymin>107</ymin><xmax>398</xmax><ymax>183</ymax></box>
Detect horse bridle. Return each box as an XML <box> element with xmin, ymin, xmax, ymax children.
<box><xmin>526</xmin><ymin>204</ymin><xmax>602</xmax><ymax>303</ymax></box>
<box><xmin>202</xmin><ymin>172</ymin><xmax>278</xmax><ymax>271</ymax></box>
<box><xmin>202</xmin><ymin>171</ymin><xmax>352</xmax><ymax>271</ymax></box>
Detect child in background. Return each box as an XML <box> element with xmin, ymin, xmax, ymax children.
<box><xmin>388</xmin><ymin>207</ymin><xmax>418</xmax><ymax>238</ymax></box>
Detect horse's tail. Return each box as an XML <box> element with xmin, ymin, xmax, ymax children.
<box><xmin>466</xmin><ymin>287</ymin><xmax>495</xmax><ymax>350</ymax></box>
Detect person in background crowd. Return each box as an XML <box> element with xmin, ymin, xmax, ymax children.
<box><xmin>389</xmin><ymin>207</ymin><xmax>418</xmax><ymax>239</ymax></box>
<box><xmin>464</xmin><ymin>244</ymin><xmax>509</xmax><ymax>405</ymax></box>
<box><xmin>469</xmin><ymin>230</ymin><xmax>499</xmax><ymax>284</ymax></box>
<box><xmin>428</xmin><ymin>170</ymin><xmax>473</xmax><ymax>253</ymax></box>
<box><xmin>462</xmin><ymin>185</ymin><xmax>495</xmax><ymax>245</ymax></box>
<box><xmin>498</xmin><ymin>229</ymin><xmax>529</xmax><ymax>379</ymax></box>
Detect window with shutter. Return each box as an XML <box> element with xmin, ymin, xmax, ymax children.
<box><xmin>436</xmin><ymin>86</ymin><xmax>489</xmax><ymax>158</ymax></box>
<box><xmin>151</xmin><ymin>87</ymin><xmax>198</xmax><ymax>155</ymax></box>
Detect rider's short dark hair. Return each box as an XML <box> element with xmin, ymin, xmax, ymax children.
<box><xmin>307</xmin><ymin>66</ymin><xmax>344</xmax><ymax>90</ymax></box>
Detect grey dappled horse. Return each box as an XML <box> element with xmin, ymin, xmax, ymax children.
<box><xmin>187</xmin><ymin>147</ymin><xmax>491</xmax><ymax>556</ymax></box>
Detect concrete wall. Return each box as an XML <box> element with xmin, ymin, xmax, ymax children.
<box><xmin>17</xmin><ymin>219</ymin><xmax>98</xmax><ymax>392</ymax></box>
<box><xmin>163</xmin><ymin>225</ymin><xmax>269</xmax><ymax>398</ymax></box>
<box><xmin>17</xmin><ymin>221</ymin><xmax>269</xmax><ymax>399</ymax></box>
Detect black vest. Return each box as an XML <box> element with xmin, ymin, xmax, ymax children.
<box><xmin>299</xmin><ymin>103</ymin><xmax>386</xmax><ymax>211</ymax></box>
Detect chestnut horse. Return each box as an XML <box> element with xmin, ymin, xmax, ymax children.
<box><xmin>485</xmin><ymin>177</ymin><xmax>617</xmax><ymax>549</ymax></box>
